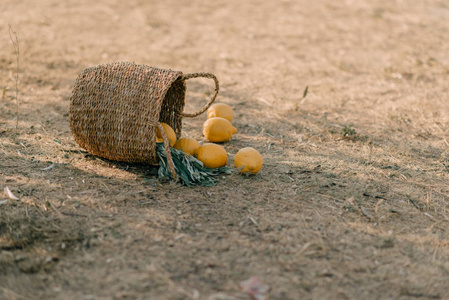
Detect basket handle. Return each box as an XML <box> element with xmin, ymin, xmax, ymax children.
<box><xmin>178</xmin><ymin>72</ymin><xmax>219</xmax><ymax>118</ymax></box>
<box><xmin>156</xmin><ymin>122</ymin><xmax>177</xmax><ymax>181</ymax></box>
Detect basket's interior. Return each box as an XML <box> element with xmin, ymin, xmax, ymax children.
<box><xmin>159</xmin><ymin>78</ymin><xmax>186</xmax><ymax>139</ymax></box>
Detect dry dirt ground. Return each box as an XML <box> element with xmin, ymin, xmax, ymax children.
<box><xmin>1</xmin><ymin>0</ymin><xmax>449</xmax><ymax>299</ymax></box>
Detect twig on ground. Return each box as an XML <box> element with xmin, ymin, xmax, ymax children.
<box><xmin>407</xmin><ymin>196</ymin><xmax>422</xmax><ymax>211</ymax></box>
<box><xmin>360</xmin><ymin>206</ymin><xmax>373</xmax><ymax>221</ymax></box>
<box><xmin>47</xmin><ymin>199</ymin><xmax>63</xmax><ymax>217</ymax></box>
<box><xmin>61</xmin><ymin>211</ymin><xmax>89</xmax><ymax>217</ymax></box>
<box><xmin>400</xmin><ymin>290</ymin><xmax>441</xmax><ymax>299</ymax></box>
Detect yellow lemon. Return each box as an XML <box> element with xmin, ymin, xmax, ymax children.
<box><xmin>173</xmin><ymin>137</ymin><xmax>200</xmax><ymax>156</ymax></box>
<box><xmin>156</xmin><ymin>122</ymin><xmax>176</xmax><ymax>147</ymax></box>
<box><xmin>203</xmin><ymin>117</ymin><xmax>237</xmax><ymax>143</ymax></box>
<box><xmin>234</xmin><ymin>147</ymin><xmax>263</xmax><ymax>174</ymax></box>
<box><xmin>207</xmin><ymin>103</ymin><xmax>234</xmax><ymax>122</ymax></box>
<box><xmin>195</xmin><ymin>143</ymin><xmax>227</xmax><ymax>169</ymax></box>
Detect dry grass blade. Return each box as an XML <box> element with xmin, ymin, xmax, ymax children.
<box><xmin>8</xmin><ymin>25</ymin><xmax>20</xmax><ymax>130</ymax></box>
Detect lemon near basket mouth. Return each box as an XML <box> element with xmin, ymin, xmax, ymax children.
<box><xmin>173</xmin><ymin>137</ymin><xmax>200</xmax><ymax>156</ymax></box>
<box><xmin>234</xmin><ymin>147</ymin><xmax>263</xmax><ymax>174</ymax></box>
<box><xmin>156</xmin><ymin>122</ymin><xmax>177</xmax><ymax>147</ymax></box>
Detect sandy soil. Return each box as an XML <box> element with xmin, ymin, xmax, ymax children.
<box><xmin>1</xmin><ymin>0</ymin><xmax>449</xmax><ymax>299</ymax></box>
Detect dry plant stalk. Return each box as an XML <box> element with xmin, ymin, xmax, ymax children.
<box><xmin>9</xmin><ymin>25</ymin><xmax>20</xmax><ymax>130</ymax></box>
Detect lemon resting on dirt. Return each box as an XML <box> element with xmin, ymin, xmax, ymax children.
<box><xmin>234</xmin><ymin>147</ymin><xmax>263</xmax><ymax>174</ymax></box>
<box><xmin>156</xmin><ymin>122</ymin><xmax>176</xmax><ymax>147</ymax></box>
<box><xmin>173</xmin><ymin>137</ymin><xmax>200</xmax><ymax>156</ymax></box>
<box><xmin>203</xmin><ymin>117</ymin><xmax>237</xmax><ymax>143</ymax></box>
<box><xmin>207</xmin><ymin>103</ymin><xmax>234</xmax><ymax>122</ymax></box>
<box><xmin>195</xmin><ymin>143</ymin><xmax>228</xmax><ymax>169</ymax></box>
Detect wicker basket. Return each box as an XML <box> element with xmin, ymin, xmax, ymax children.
<box><xmin>69</xmin><ymin>61</ymin><xmax>219</xmax><ymax>178</ymax></box>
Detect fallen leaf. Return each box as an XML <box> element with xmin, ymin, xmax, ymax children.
<box><xmin>239</xmin><ymin>277</ymin><xmax>270</xmax><ymax>300</ymax></box>
<box><xmin>41</xmin><ymin>163</ymin><xmax>55</xmax><ymax>171</ymax></box>
<box><xmin>0</xmin><ymin>200</ymin><xmax>8</xmax><ymax>205</ymax></box>
<box><xmin>4</xmin><ymin>187</ymin><xmax>19</xmax><ymax>200</ymax></box>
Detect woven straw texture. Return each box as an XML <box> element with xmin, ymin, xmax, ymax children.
<box><xmin>69</xmin><ymin>62</ymin><xmax>219</xmax><ymax>176</ymax></box>
<box><xmin>69</xmin><ymin>62</ymin><xmax>186</xmax><ymax>164</ymax></box>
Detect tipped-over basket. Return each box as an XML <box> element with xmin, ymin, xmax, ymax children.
<box><xmin>69</xmin><ymin>61</ymin><xmax>219</xmax><ymax>179</ymax></box>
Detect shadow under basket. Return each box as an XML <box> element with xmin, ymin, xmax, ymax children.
<box><xmin>69</xmin><ymin>61</ymin><xmax>219</xmax><ymax>179</ymax></box>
